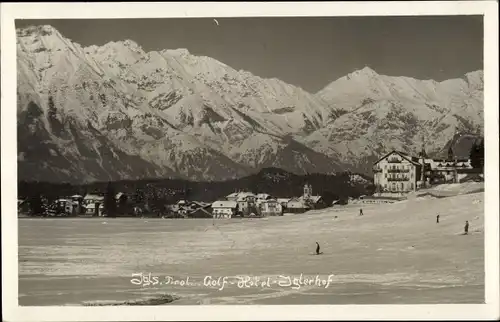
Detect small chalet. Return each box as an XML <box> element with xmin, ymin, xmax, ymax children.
<box><xmin>211</xmin><ymin>200</ymin><xmax>238</xmax><ymax>219</ymax></box>
<box><xmin>227</xmin><ymin>191</ymin><xmax>256</xmax><ymax>203</ymax></box>
<box><xmin>277</xmin><ymin>198</ymin><xmax>291</xmax><ymax>207</ymax></box>
<box><xmin>54</xmin><ymin>198</ymin><xmax>74</xmax><ymax>214</ymax></box>
<box><xmin>83</xmin><ymin>194</ymin><xmax>105</xmax><ymax>205</ymax></box>
<box><xmin>286</xmin><ymin>198</ymin><xmax>310</xmax><ymax>214</ymax></box>
<box><xmin>85</xmin><ymin>202</ymin><xmax>104</xmax><ymax>216</ymax></box>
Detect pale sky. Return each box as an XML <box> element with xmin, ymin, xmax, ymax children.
<box><xmin>16</xmin><ymin>16</ymin><xmax>483</xmax><ymax>92</ymax></box>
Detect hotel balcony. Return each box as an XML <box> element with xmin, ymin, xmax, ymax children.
<box><xmin>372</xmin><ymin>168</ymin><xmax>383</xmax><ymax>173</ymax></box>
<box><xmin>387</xmin><ymin>169</ymin><xmax>410</xmax><ymax>173</ymax></box>
<box><xmin>387</xmin><ymin>158</ymin><xmax>402</xmax><ymax>163</ymax></box>
<box><xmin>387</xmin><ymin>177</ymin><xmax>410</xmax><ymax>182</ymax></box>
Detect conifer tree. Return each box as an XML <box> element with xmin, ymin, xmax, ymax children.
<box><xmin>469</xmin><ymin>139</ymin><xmax>484</xmax><ymax>170</ymax></box>
<box><xmin>448</xmin><ymin>145</ymin><xmax>454</xmax><ymax>161</ymax></box>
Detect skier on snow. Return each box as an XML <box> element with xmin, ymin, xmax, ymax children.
<box><xmin>315</xmin><ymin>242</ymin><xmax>321</xmax><ymax>255</ymax></box>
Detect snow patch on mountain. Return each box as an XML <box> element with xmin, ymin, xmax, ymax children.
<box><xmin>16</xmin><ymin>25</ymin><xmax>484</xmax><ymax>182</ymax></box>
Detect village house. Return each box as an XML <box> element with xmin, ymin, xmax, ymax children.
<box><xmin>300</xmin><ymin>184</ymin><xmax>325</xmax><ymax>209</ymax></box>
<box><xmin>227</xmin><ymin>191</ymin><xmax>256</xmax><ymax>203</ymax></box>
<box><xmin>284</xmin><ymin>184</ymin><xmax>324</xmax><ymax>214</ymax></box>
<box><xmin>169</xmin><ymin>200</ymin><xmax>191</xmax><ymax>217</ymax></box>
<box><xmin>255</xmin><ymin>193</ymin><xmax>274</xmax><ymax>208</ymax></box>
<box><xmin>70</xmin><ymin>195</ymin><xmax>84</xmax><ymax>214</ymax></box>
<box><xmin>84</xmin><ymin>202</ymin><xmax>104</xmax><ymax>216</ymax></box>
<box><xmin>299</xmin><ymin>195</ymin><xmax>326</xmax><ymax>209</ymax></box>
<box><xmin>224</xmin><ymin>191</ymin><xmax>257</xmax><ymax>216</ymax></box>
<box><xmin>81</xmin><ymin>193</ymin><xmax>105</xmax><ymax>216</ymax></box>
<box><xmin>259</xmin><ymin>198</ymin><xmax>283</xmax><ymax>216</ymax></box>
<box><xmin>83</xmin><ymin>193</ymin><xmax>105</xmax><ymax>205</ymax></box>
<box><xmin>236</xmin><ymin>196</ymin><xmax>250</xmax><ymax>216</ymax></box>
<box><xmin>286</xmin><ymin>197</ymin><xmax>310</xmax><ymax>214</ymax></box>
<box><xmin>55</xmin><ymin>198</ymin><xmax>74</xmax><ymax>214</ymax></box>
<box><xmin>186</xmin><ymin>202</ymin><xmax>213</xmax><ymax>218</ymax></box>
<box><xmin>423</xmin><ymin>158</ymin><xmax>474</xmax><ymax>184</ymax></box>
<box><xmin>225</xmin><ymin>192</ymin><xmax>239</xmax><ymax>201</ymax></box>
<box><xmin>168</xmin><ymin>200</ymin><xmax>212</xmax><ymax>218</ymax></box>
<box><xmin>211</xmin><ymin>200</ymin><xmax>238</xmax><ymax>219</ymax></box>
<box><xmin>277</xmin><ymin>198</ymin><xmax>291</xmax><ymax>208</ymax></box>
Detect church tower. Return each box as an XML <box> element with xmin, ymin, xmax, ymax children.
<box><xmin>303</xmin><ymin>184</ymin><xmax>312</xmax><ymax>199</ymax></box>
<box><xmin>419</xmin><ymin>143</ymin><xmax>427</xmax><ymax>183</ymax></box>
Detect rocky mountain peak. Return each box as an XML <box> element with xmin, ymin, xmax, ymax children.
<box><xmin>350</xmin><ymin>66</ymin><xmax>379</xmax><ymax>78</ymax></box>
<box><xmin>16</xmin><ymin>25</ymin><xmax>484</xmax><ymax>183</ymax></box>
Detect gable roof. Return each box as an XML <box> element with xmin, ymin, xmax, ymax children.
<box><xmin>191</xmin><ymin>201</ymin><xmax>210</xmax><ymax>208</ymax></box>
<box><xmin>309</xmin><ymin>196</ymin><xmax>323</xmax><ymax>203</ymax></box>
<box><xmin>299</xmin><ymin>195</ymin><xmax>322</xmax><ymax>203</ymax></box>
<box><xmin>84</xmin><ymin>194</ymin><xmax>104</xmax><ymax>200</ymax></box>
<box><xmin>239</xmin><ymin>192</ymin><xmax>256</xmax><ymax>198</ymax></box>
<box><xmin>188</xmin><ymin>205</ymin><xmax>212</xmax><ymax>214</ymax></box>
<box><xmin>277</xmin><ymin>198</ymin><xmax>291</xmax><ymax>203</ymax></box>
<box><xmin>211</xmin><ymin>201</ymin><xmax>238</xmax><ymax>208</ymax></box>
<box><xmin>373</xmin><ymin>150</ymin><xmax>421</xmax><ymax>166</ymax></box>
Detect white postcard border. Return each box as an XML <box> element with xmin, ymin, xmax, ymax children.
<box><xmin>1</xmin><ymin>1</ymin><xmax>498</xmax><ymax>321</ymax></box>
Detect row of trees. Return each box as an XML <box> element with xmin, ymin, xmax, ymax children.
<box><xmin>469</xmin><ymin>138</ymin><xmax>484</xmax><ymax>171</ymax></box>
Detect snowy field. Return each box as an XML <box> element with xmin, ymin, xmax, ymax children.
<box><xmin>18</xmin><ymin>187</ymin><xmax>484</xmax><ymax>305</ymax></box>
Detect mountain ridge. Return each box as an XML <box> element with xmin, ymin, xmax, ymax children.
<box><xmin>16</xmin><ymin>25</ymin><xmax>483</xmax><ymax>183</ymax></box>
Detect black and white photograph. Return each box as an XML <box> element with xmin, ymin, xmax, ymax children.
<box><xmin>1</xmin><ymin>2</ymin><xmax>499</xmax><ymax>321</ymax></box>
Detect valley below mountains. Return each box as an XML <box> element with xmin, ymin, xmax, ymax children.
<box><xmin>17</xmin><ymin>25</ymin><xmax>484</xmax><ymax>183</ymax></box>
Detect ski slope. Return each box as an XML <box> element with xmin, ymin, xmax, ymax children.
<box><xmin>18</xmin><ymin>187</ymin><xmax>484</xmax><ymax>305</ymax></box>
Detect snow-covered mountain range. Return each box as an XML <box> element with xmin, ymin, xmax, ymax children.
<box><xmin>16</xmin><ymin>25</ymin><xmax>484</xmax><ymax>183</ymax></box>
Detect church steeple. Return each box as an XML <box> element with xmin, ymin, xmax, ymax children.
<box><xmin>419</xmin><ymin>142</ymin><xmax>427</xmax><ymax>183</ymax></box>
<box><xmin>303</xmin><ymin>183</ymin><xmax>312</xmax><ymax>199</ymax></box>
